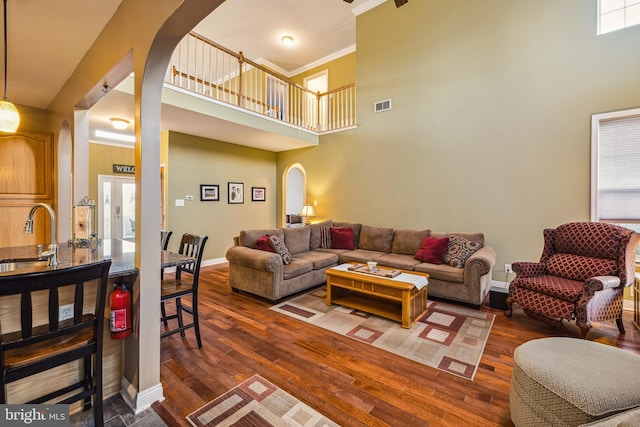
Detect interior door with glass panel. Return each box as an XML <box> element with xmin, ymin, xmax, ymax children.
<box><xmin>98</xmin><ymin>175</ymin><xmax>136</xmax><ymax>240</ymax></box>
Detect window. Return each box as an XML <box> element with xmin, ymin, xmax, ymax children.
<box><xmin>591</xmin><ymin>108</ymin><xmax>640</xmax><ymax>260</ymax></box>
<box><xmin>598</xmin><ymin>0</ymin><xmax>640</xmax><ymax>34</ymax></box>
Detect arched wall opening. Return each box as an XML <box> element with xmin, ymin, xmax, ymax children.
<box><xmin>282</xmin><ymin>163</ymin><xmax>307</xmax><ymax>226</ymax></box>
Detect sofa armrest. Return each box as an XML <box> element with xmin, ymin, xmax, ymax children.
<box><xmin>226</xmin><ymin>246</ymin><xmax>282</xmax><ymax>273</ymax></box>
<box><xmin>465</xmin><ymin>246</ymin><xmax>496</xmax><ymax>277</ymax></box>
<box><xmin>583</xmin><ymin>275</ymin><xmax>622</xmax><ymax>296</ymax></box>
<box><xmin>512</xmin><ymin>261</ymin><xmax>546</xmax><ymax>278</ymax></box>
<box><xmin>462</xmin><ymin>246</ymin><xmax>496</xmax><ymax>305</ymax></box>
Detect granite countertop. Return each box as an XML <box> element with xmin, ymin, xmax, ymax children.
<box><xmin>0</xmin><ymin>239</ymin><xmax>138</xmax><ymax>278</ymax></box>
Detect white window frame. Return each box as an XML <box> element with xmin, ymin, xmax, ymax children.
<box><xmin>598</xmin><ymin>0</ymin><xmax>640</xmax><ymax>34</ymax></box>
<box><xmin>591</xmin><ymin>107</ymin><xmax>640</xmax><ymax>262</ymax></box>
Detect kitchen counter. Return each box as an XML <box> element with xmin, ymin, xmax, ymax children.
<box><xmin>0</xmin><ymin>239</ymin><xmax>138</xmax><ymax>277</ymax></box>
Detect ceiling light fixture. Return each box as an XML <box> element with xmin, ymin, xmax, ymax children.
<box><xmin>95</xmin><ymin>130</ymin><xmax>136</xmax><ymax>143</ymax></box>
<box><xmin>110</xmin><ymin>118</ymin><xmax>129</xmax><ymax>130</ymax></box>
<box><xmin>281</xmin><ymin>35</ymin><xmax>294</xmax><ymax>47</ymax></box>
<box><xmin>0</xmin><ymin>0</ymin><xmax>19</xmax><ymax>133</ymax></box>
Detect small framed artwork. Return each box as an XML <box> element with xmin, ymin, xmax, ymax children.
<box><xmin>228</xmin><ymin>182</ymin><xmax>244</xmax><ymax>204</ymax></box>
<box><xmin>200</xmin><ymin>184</ymin><xmax>219</xmax><ymax>201</ymax></box>
<box><xmin>252</xmin><ymin>187</ymin><xmax>266</xmax><ymax>202</ymax></box>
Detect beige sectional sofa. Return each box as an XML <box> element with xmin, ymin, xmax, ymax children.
<box><xmin>225</xmin><ymin>220</ymin><xmax>496</xmax><ymax>307</ymax></box>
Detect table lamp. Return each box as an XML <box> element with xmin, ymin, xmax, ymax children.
<box><xmin>300</xmin><ymin>204</ymin><xmax>316</xmax><ymax>225</ymax></box>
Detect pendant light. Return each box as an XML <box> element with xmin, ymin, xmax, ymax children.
<box><xmin>0</xmin><ymin>0</ymin><xmax>19</xmax><ymax>133</ymax></box>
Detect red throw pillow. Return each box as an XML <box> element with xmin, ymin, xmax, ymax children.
<box><xmin>330</xmin><ymin>227</ymin><xmax>355</xmax><ymax>250</ymax></box>
<box><xmin>414</xmin><ymin>236</ymin><xmax>450</xmax><ymax>264</ymax></box>
<box><xmin>253</xmin><ymin>235</ymin><xmax>274</xmax><ymax>252</ymax></box>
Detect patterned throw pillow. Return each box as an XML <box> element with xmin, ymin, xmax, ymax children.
<box><xmin>269</xmin><ymin>235</ymin><xmax>292</xmax><ymax>265</ymax></box>
<box><xmin>320</xmin><ymin>226</ymin><xmax>331</xmax><ymax>249</ymax></box>
<box><xmin>253</xmin><ymin>235</ymin><xmax>274</xmax><ymax>252</ymax></box>
<box><xmin>443</xmin><ymin>235</ymin><xmax>483</xmax><ymax>268</ymax></box>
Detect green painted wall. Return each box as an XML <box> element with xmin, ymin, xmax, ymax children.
<box><xmin>276</xmin><ymin>0</ymin><xmax>640</xmax><ymax>283</ymax></box>
<box><xmin>165</xmin><ymin>131</ymin><xmax>276</xmax><ymax>259</ymax></box>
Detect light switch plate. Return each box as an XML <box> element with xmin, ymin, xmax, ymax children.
<box><xmin>175</xmin><ymin>199</ymin><xmax>185</xmax><ymax>206</ymax></box>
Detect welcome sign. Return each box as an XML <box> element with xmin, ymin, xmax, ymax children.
<box><xmin>113</xmin><ymin>164</ymin><xmax>135</xmax><ymax>174</ymax></box>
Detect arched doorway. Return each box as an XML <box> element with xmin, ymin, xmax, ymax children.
<box><xmin>282</xmin><ymin>163</ymin><xmax>306</xmax><ymax>226</ymax></box>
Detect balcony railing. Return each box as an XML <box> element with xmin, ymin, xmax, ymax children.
<box><xmin>165</xmin><ymin>32</ymin><xmax>356</xmax><ymax>133</ymax></box>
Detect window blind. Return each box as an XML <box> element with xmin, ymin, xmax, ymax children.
<box><xmin>597</xmin><ymin>114</ymin><xmax>640</xmax><ymax>220</ymax></box>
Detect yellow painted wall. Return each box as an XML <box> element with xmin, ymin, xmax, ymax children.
<box><xmin>165</xmin><ymin>131</ymin><xmax>276</xmax><ymax>258</ymax></box>
<box><xmin>291</xmin><ymin>52</ymin><xmax>356</xmax><ymax>91</ymax></box>
<box><xmin>276</xmin><ymin>0</ymin><xmax>640</xmax><ymax>285</ymax></box>
<box><xmin>88</xmin><ymin>143</ymin><xmax>135</xmax><ymax>204</ymax></box>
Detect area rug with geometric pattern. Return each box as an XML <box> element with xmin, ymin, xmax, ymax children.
<box><xmin>186</xmin><ymin>374</ymin><xmax>339</xmax><ymax>427</ymax></box>
<box><xmin>270</xmin><ymin>287</ymin><xmax>495</xmax><ymax>381</ymax></box>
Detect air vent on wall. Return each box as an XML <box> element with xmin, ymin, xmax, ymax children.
<box><xmin>374</xmin><ymin>99</ymin><xmax>392</xmax><ymax>113</ymax></box>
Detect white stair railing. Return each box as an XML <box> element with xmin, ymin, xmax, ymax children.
<box><xmin>166</xmin><ymin>32</ymin><xmax>356</xmax><ymax>133</ymax></box>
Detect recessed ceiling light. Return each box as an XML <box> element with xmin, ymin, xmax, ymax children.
<box><xmin>110</xmin><ymin>118</ymin><xmax>129</xmax><ymax>130</ymax></box>
<box><xmin>281</xmin><ymin>35</ymin><xmax>294</xmax><ymax>47</ymax></box>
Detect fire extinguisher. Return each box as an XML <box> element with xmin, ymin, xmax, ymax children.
<box><xmin>110</xmin><ymin>278</ymin><xmax>132</xmax><ymax>339</ymax></box>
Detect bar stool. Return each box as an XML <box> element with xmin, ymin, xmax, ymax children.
<box><xmin>0</xmin><ymin>260</ymin><xmax>111</xmax><ymax>427</ymax></box>
<box><xmin>161</xmin><ymin>233</ymin><xmax>208</xmax><ymax>348</ymax></box>
<box><xmin>161</xmin><ymin>230</ymin><xmax>173</xmax><ymax>251</ymax></box>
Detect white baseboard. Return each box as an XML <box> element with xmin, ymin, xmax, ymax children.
<box><xmin>164</xmin><ymin>256</ymin><xmax>227</xmax><ymax>273</ymax></box>
<box><xmin>121</xmin><ymin>376</ymin><xmax>165</xmax><ymax>415</ymax></box>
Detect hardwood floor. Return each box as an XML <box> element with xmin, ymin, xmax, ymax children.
<box><xmin>153</xmin><ymin>264</ymin><xmax>640</xmax><ymax>426</ymax></box>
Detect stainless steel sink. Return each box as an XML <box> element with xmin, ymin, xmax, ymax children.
<box><xmin>0</xmin><ymin>260</ymin><xmax>50</xmax><ymax>273</ymax></box>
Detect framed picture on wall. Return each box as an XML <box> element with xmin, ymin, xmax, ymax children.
<box><xmin>251</xmin><ymin>187</ymin><xmax>266</xmax><ymax>201</ymax></box>
<box><xmin>228</xmin><ymin>182</ymin><xmax>244</xmax><ymax>204</ymax></box>
<box><xmin>200</xmin><ymin>184</ymin><xmax>219</xmax><ymax>201</ymax></box>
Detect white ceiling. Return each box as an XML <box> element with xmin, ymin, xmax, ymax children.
<box><xmin>4</xmin><ymin>0</ymin><xmax>385</xmax><ymax>150</ymax></box>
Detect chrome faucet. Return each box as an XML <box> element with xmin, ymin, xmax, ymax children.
<box><xmin>24</xmin><ymin>202</ymin><xmax>58</xmax><ymax>267</ymax></box>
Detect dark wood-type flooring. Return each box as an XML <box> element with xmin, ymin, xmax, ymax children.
<box><xmin>153</xmin><ymin>264</ymin><xmax>640</xmax><ymax>426</ymax></box>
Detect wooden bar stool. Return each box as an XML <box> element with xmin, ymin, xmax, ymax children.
<box><xmin>161</xmin><ymin>233</ymin><xmax>208</xmax><ymax>348</ymax></box>
<box><xmin>0</xmin><ymin>260</ymin><xmax>111</xmax><ymax>427</ymax></box>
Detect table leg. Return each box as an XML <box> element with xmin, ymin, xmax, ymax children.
<box><xmin>326</xmin><ymin>280</ymin><xmax>332</xmax><ymax>306</ymax></box>
<box><xmin>401</xmin><ymin>289</ymin><xmax>410</xmax><ymax>328</ymax></box>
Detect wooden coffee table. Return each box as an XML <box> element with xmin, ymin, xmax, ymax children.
<box><xmin>325</xmin><ymin>263</ymin><xmax>429</xmax><ymax>328</ymax></box>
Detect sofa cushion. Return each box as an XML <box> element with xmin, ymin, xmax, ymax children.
<box><xmin>308</xmin><ymin>220</ymin><xmax>333</xmax><ymax>249</ymax></box>
<box><xmin>430</xmin><ymin>231</ymin><xmax>484</xmax><ymax>246</ymax></box>
<box><xmin>514</xmin><ymin>274</ymin><xmax>585</xmax><ymax>303</ymax></box>
<box><xmin>313</xmin><ymin>247</ymin><xmax>352</xmax><ymax>256</ymax></box>
<box><xmin>358</xmin><ymin>225</ymin><xmax>395</xmax><ymax>253</ymax></box>
<box><xmin>554</xmin><ymin>222</ymin><xmax>623</xmax><ymax>260</ymax></box>
<box><xmin>391</xmin><ymin>229</ymin><xmax>430</xmax><ymax>255</ymax></box>
<box><xmin>443</xmin><ymin>235</ymin><xmax>483</xmax><ymax>268</ymax></box>
<box><xmin>414</xmin><ymin>262</ymin><xmax>464</xmax><ymax>283</ymax></box>
<box><xmin>331</xmin><ymin>227</ymin><xmax>355</xmax><ymax>250</ymax></box>
<box><xmin>295</xmin><ymin>250</ymin><xmax>338</xmax><ymax>270</ymax></box>
<box><xmin>269</xmin><ymin>235</ymin><xmax>291</xmax><ymax>265</ymax></box>
<box><xmin>414</xmin><ymin>236</ymin><xmax>449</xmax><ymax>264</ymax></box>
<box><xmin>339</xmin><ymin>249</ymin><xmax>385</xmax><ymax>264</ymax></box>
<box><xmin>239</xmin><ymin>229</ymin><xmax>284</xmax><ymax>247</ymax></box>
<box><xmin>253</xmin><ymin>235</ymin><xmax>274</xmax><ymax>252</ymax></box>
<box><xmin>283</xmin><ymin>226</ymin><xmax>311</xmax><ymax>255</ymax></box>
<box><xmin>333</xmin><ymin>222</ymin><xmax>362</xmax><ymax>248</ymax></box>
<box><xmin>546</xmin><ymin>253</ymin><xmax>617</xmax><ymax>282</ymax></box>
<box><xmin>282</xmin><ymin>259</ymin><xmax>314</xmax><ymax>280</ymax></box>
<box><xmin>375</xmin><ymin>253</ymin><xmax>421</xmax><ymax>270</ymax></box>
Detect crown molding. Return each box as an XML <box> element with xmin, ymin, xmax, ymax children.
<box><xmin>353</xmin><ymin>0</ymin><xmax>387</xmax><ymax>16</ymax></box>
<box><xmin>288</xmin><ymin>45</ymin><xmax>356</xmax><ymax>77</ymax></box>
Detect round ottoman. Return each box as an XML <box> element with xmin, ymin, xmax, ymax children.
<box><xmin>510</xmin><ymin>337</ymin><xmax>640</xmax><ymax>427</ymax></box>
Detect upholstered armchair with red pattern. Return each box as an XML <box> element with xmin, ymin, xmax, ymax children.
<box><xmin>506</xmin><ymin>222</ymin><xmax>639</xmax><ymax>339</ymax></box>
